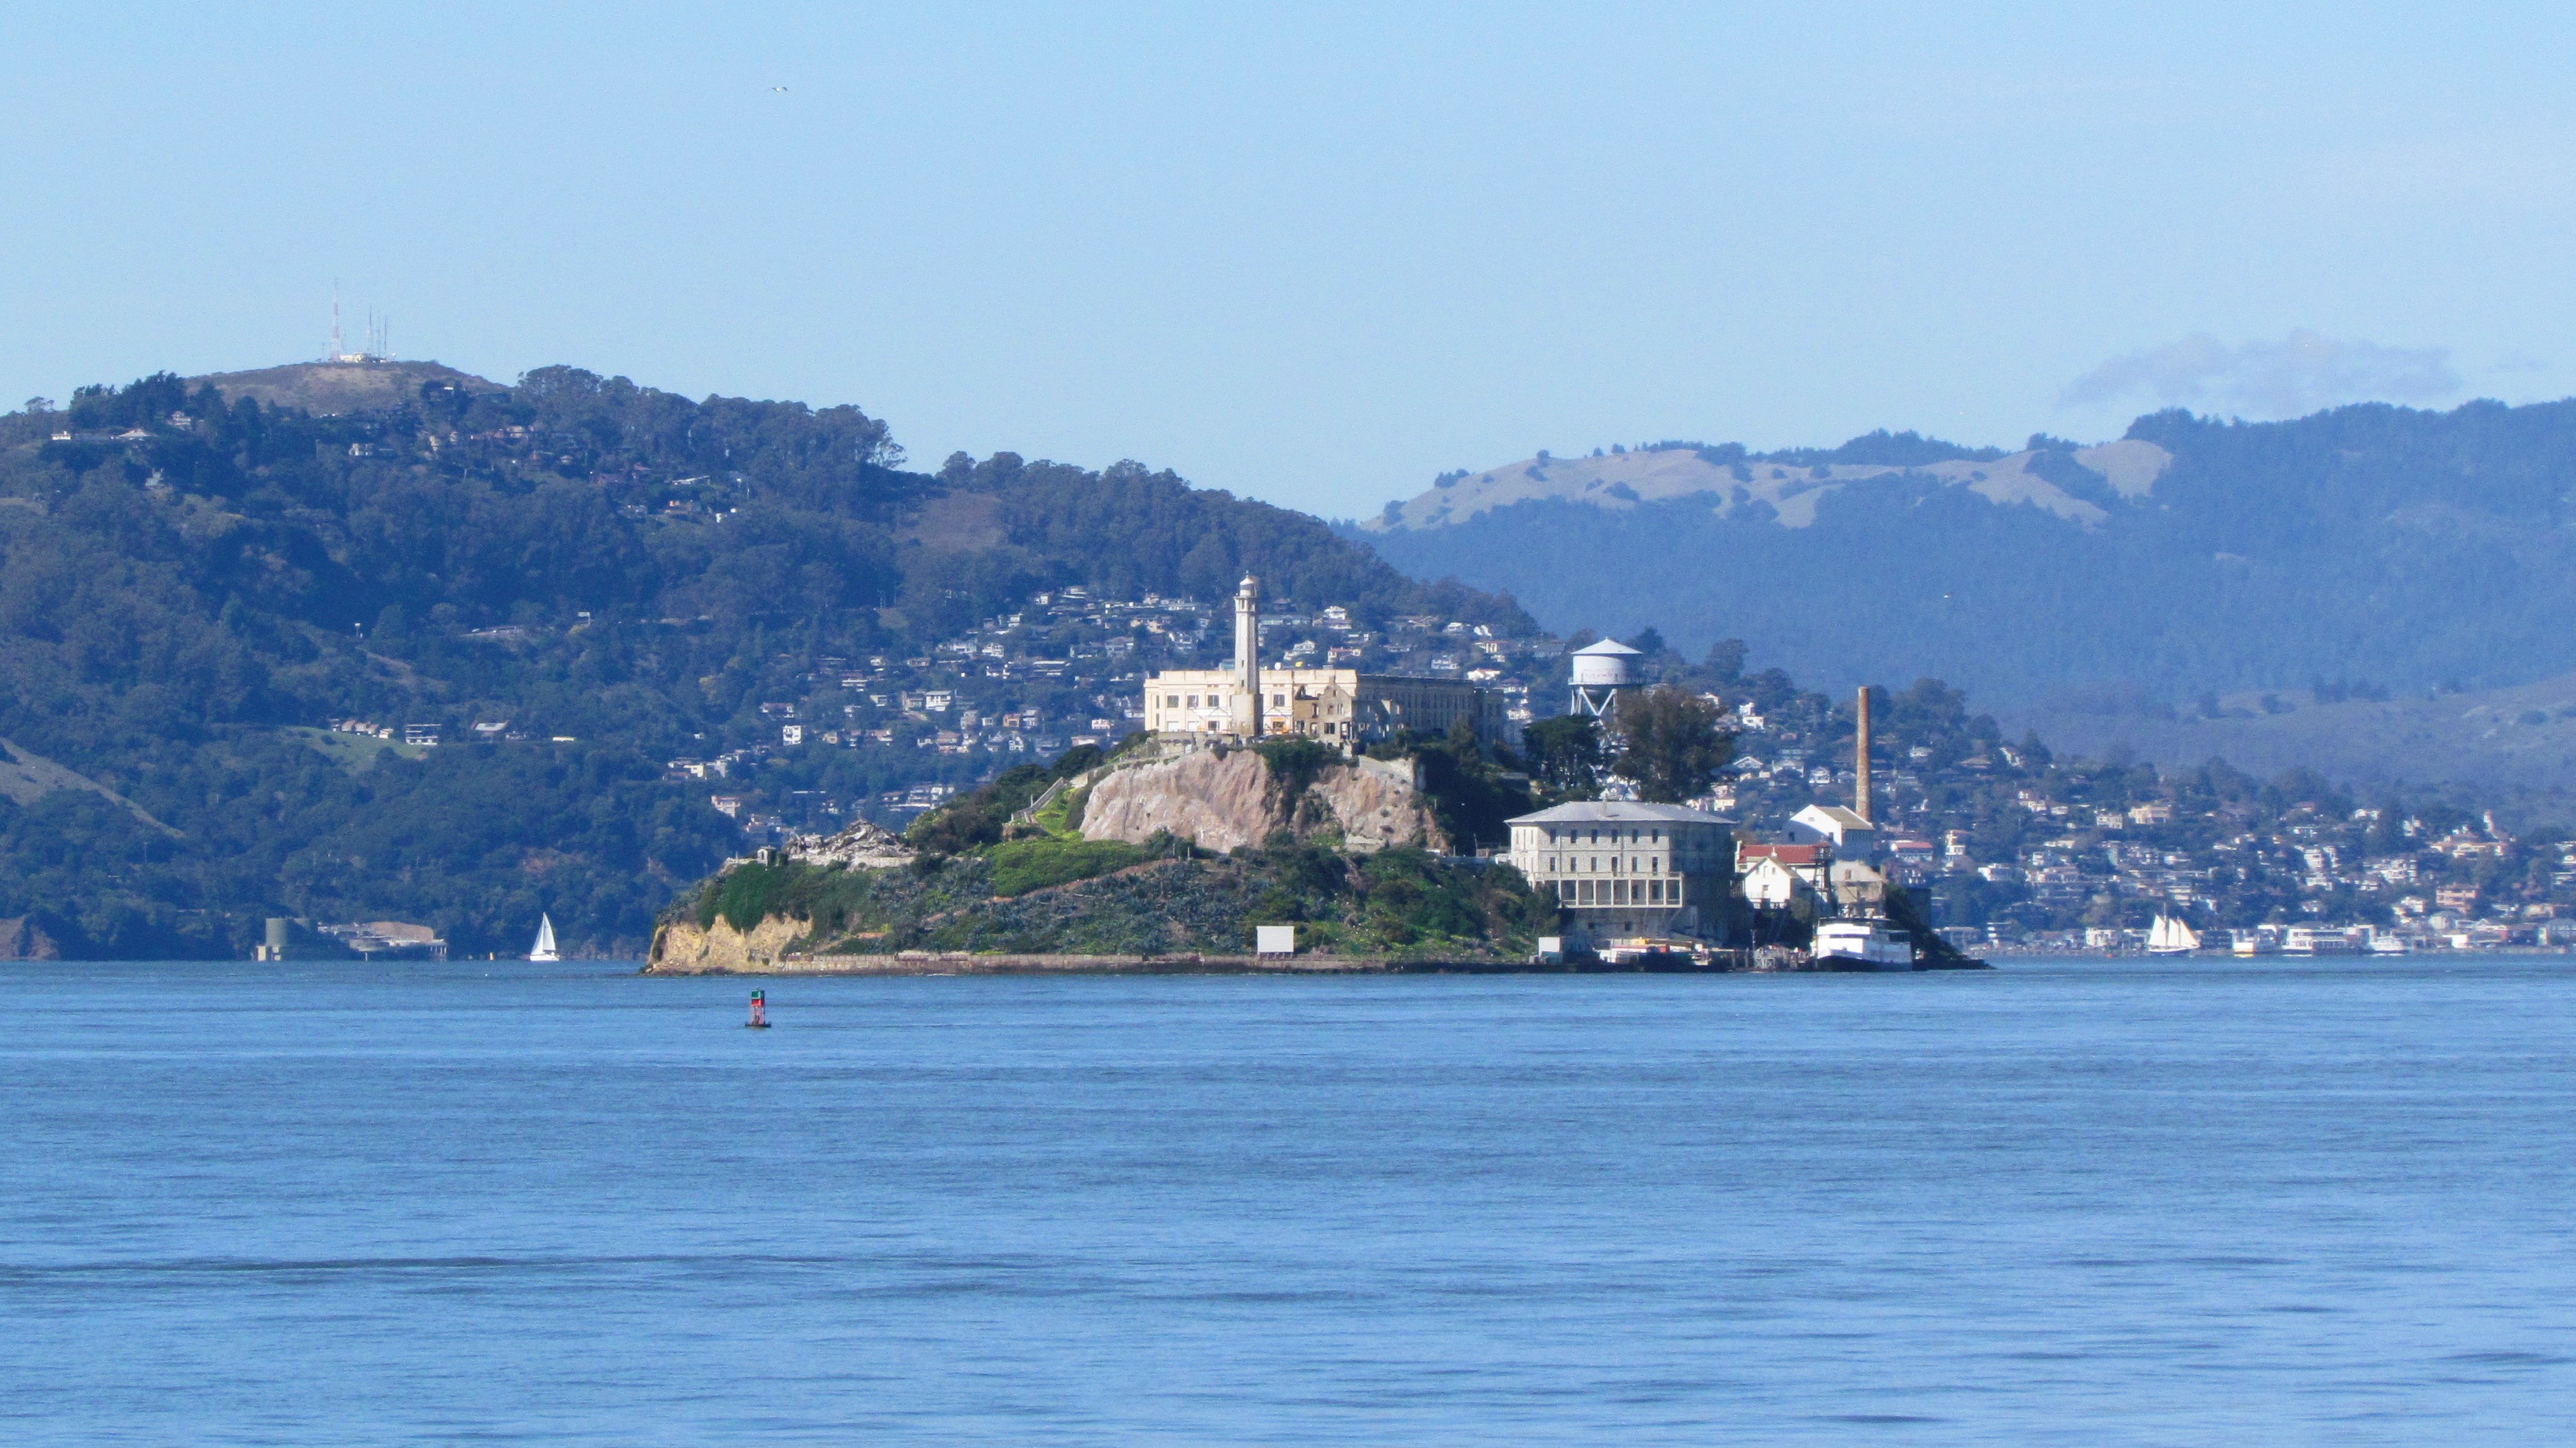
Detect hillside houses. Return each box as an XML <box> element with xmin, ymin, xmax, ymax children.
<box><xmin>663</xmin><ymin>576</ymin><xmax>2576</xmax><ymax>955</ymax></box>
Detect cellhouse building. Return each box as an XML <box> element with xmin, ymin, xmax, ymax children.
<box><xmin>1505</xmin><ymin>800</ymin><xmax>1737</xmax><ymax>946</ymax></box>
<box><xmin>1141</xmin><ymin>575</ymin><xmax>1508</xmax><ymax>749</ymax></box>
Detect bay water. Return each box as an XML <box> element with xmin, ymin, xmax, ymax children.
<box><xmin>5</xmin><ymin>957</ymin><xmax>2575</xmax><ymax>1443</ymax></box>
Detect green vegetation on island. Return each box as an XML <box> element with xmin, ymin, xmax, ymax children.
<box><xmin>683</xmin><ymin>842</ymin><xmax>1552</xmax><ymax>961</ymax></box>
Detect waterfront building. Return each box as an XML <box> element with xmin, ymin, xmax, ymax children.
<box><xmin>1505</xmin><ymin>800</ymin><xmax>1736</xmax><ymax>944</ymax></box>
<box><xmin>1737</xmin><ymin>842</ymin><xmax>1827</xmax><ymax>908</ymax></box>
<box><xmin>1142</xmin><ymin>575</ymin><xmax>1507</xmax><ymax>747</ymax></box>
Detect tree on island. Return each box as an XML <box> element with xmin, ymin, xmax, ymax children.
<box><xmin>1523</xmin><ymin>715</ymin><xmax>1606</xmax><ymax>800</ymax></box>
<box><xmin>1610</xmin><ymin>685</ymin><xmax>1735</xmax><ymax>803</ymax></box>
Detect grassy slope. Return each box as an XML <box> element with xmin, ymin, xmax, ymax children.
<box><xmin>683</xmin><ymin>842</ymin><xmax>1554</xmax><ymax>959</ymax></box>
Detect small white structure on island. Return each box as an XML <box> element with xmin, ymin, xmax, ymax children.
<box><xmin>1567</xmin><ymin>638</ymin><xmax>1640</xmax><ymax>719</ymax></box>
<box><xmin>1787</xmin><ymin>803</ymin><xmax>1878</xmax><ymax>859</ymax></box>
<box><xmin>1256</xmin><ymin>924</ymin><xmax>1296</xmax><ymax>956</ymax></box>
<box><xmin>1736</xmin><ymin>842</ymin><xmax>1829</xmax><ymax>909</ymax></box>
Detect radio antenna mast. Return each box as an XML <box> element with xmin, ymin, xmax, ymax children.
<box><xmin>330</xmin><ymin>281</ymin><xmax>344</xmax><ymax>363</ymax></box>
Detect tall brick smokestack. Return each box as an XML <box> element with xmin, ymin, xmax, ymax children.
<box><xmin>1856</xmin><ymin>687</ymin><xmax>1872</xmax><ymax>825</ymax></box>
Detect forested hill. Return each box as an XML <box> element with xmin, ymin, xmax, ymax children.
<box><xmin>0</xmin><ymin>364</ymin><xmax>1530</xmax><ymax>959</ymax></box>
<box><xmin>1355</xmin><ymin>400</ymin><xmax>2576</xmax><ymax>709</ymax></box>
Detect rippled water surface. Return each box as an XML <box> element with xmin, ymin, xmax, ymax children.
<box><xmin>6</xmin><ymin>957</ymin><xmax>2576</xmax><ymax>1444</ymax></box>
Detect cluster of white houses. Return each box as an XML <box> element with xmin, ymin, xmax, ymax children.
<box><xmin>1143</xmin><ymin>577</ymin><xmax>1899</xmax><ymax>955</ymax></box>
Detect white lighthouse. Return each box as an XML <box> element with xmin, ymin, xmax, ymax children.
<box><xmin>1231</xmin><ymin>575</ymin><xmax>1264</xmax><ymax>738</ymax></box>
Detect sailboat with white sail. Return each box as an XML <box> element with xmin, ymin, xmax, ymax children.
<box><xmin>528</xmin><ymin>913</ymin><xmax>560</xmax><ymax>963</ymax></box>
<box><xmin>2147</xmin><ymin>914</ymin><xmax>2200</xmax><ymax>955</ymax></box>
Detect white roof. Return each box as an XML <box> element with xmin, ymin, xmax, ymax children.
<box><xmin>1794</xmin><ymin>804</ymin><xmax>1875</xmax><ymax>831</ymax></box>
<box><xmin>1511</xmin><ymin>801</ymin><xmax>1733</xmax><ymax>826</ymax></box>
<box><xmin>1570</xmin><ymin>639</ymin><xmax>1642</xmax><ymax>656</ymax></box>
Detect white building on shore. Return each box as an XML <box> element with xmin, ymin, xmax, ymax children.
<box><xmin>1505</xmin><ymin>800</ymin><xmax>1737</xmax><ymax>944</ymax></box>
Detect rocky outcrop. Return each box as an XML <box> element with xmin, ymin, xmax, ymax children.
<box><xmin>1078</xmin><ymin>746</ymin><xmax>1441</xmax><ymax>853</ymax></box>
<box><xmin>1311</xmin><ymin>756</ymin><xmax>1439</xmax><ymax>852</ymax></box>
<box><xmin>785</xmin><ymin>820</ymin><xmax>915</xmax><ymax>869</ymax></box>
<box><xmin>647</xmin><ymin>913</ymin><xmax>809</xmax><ymax>973</ymax></box>
<box><xmin>0</xmin><ymin>916</ymin><xmax>61</xmax><ymax>960</ymax></box>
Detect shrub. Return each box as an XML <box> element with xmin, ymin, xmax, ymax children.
<box><xmin>985</xmin><ymin>836</ymin><xmax>1150</xmax><ymax>897</ymax></box>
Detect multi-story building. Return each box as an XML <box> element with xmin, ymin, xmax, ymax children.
<box><xmin>1142</xmin><ymin>575</ymin><xmax>1507</xmax><ymax>747</ymax></box>
<box><xmin>1505</xmin><ymin>800</ymin><xmax>1737</xmax><ymax>944</ymax></box>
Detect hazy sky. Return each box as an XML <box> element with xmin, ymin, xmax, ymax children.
<box><xmin>4</xmin><ymin>3</ymin><xmax>2570</xmax><ymax>518</ymax></box>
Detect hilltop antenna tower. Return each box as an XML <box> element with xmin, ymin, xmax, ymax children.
<box><xmin>330</xmin><ymin>281</ymin><xmax>344</xmax><ymax>363</ymax></box>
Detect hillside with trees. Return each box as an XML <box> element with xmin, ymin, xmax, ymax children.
<box><xmin>1356</xmin><ymin>400</ymin><xmax>2576</xmax><ymax>713</ymax></box>
<box><xmin>0</xmin><ymin>364</ymin><xmax>1531</xmax><ymax>959</ymax></box>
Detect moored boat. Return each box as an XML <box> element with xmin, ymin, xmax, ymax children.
<box><xmin>1812</xmin><ymin>919</ymin><xmax>1915</xmax><ymax>970</ymax></box>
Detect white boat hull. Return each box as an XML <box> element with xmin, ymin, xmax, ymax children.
<box><xmin>1812</xmin><ymin>921</ymin><xmax>1915</xmax><ymax>970</ymax></box>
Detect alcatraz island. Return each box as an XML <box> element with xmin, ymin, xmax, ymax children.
<box><xmin>648</xmin><ymin>575</ymin><xmax>1982</xmax><ymax>975</ymax></box>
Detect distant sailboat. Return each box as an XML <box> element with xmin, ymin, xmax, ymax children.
<box><xmin>2147</xmin><ymin>914</ymin><xmax>2200</xmax><ymax>955</ymax></box>
<box><xmin>528</xmin><ymin>913</ymin><xmax>560</xmax><ymax>963</ymax></box>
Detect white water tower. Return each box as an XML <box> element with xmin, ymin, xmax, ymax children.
<box><xmin>1568</xmin><ymin>639</ymin><xmax>1641</xmax><ymax>719</ymax></box>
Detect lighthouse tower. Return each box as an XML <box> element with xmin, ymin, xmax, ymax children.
<box><xmin>1231</xmin><ymin>575</ymin><xmax>1264</xmax><ymax>738</ymax></box>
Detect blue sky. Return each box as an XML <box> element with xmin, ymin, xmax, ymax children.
<box><xmin>3</xmin><ymin>3</ymin><xmax>2568</xmax><ymax>517</ymax></box>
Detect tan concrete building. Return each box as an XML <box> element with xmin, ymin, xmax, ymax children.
<box><xmin>1143</xmin><ymin>576</ymin><xmax>1504</xmax><ymax>747</ymax></box>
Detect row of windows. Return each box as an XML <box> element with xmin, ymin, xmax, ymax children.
<box><xmin>1161</xmin><ymin>693</ymin><xmax>1309</xmax><ymax>710</ymax></box>
<box><xmin>1558</xmin><ymin>877</ymin><xmax>1682</xmax><ymax>906</ymax></box>
<box><xmin>1534</xmin><ymin>827</ymin><xmax>1677</xmax><ymax>846</ymax></box>
<box><xmin>1543</xmin><ymin>855</ymin><xmax>1664</xmax><ymax>875</ymax></box>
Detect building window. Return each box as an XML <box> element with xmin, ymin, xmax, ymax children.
<box><xmin>1166</xmin><ymin>696</ymin><xmax>1178</xmax><ymax>707</ymax></box>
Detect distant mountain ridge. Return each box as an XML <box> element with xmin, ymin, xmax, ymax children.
<box><xmin>1355</xmin><ymin>401</ymin><xmax>2576</xmax><ymax>713</ymax></box>
<box><xmin>1365</xmin><ymin>436</ymin><xmax>2174</xmax><ymax>533</ymax></box>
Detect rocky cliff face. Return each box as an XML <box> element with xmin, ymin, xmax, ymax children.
<box><xmin>1078</xmin><ymin>747</ymin><xmax>1442</xmax><ymax>853</ymax></box>
<box><xmin>1311</xmin><ymin>756</ymin><xmax>1440</xmax><ymax>852</ymax></box>
<box><xmin>647</xmin><ymin>913</ymin><xmax>808</xmax><ymax>973</ymax></box>
<box><xmin>0</xmin><ymin>915</ymin><xmax>60</xmax><ymax>960</ymax></box>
